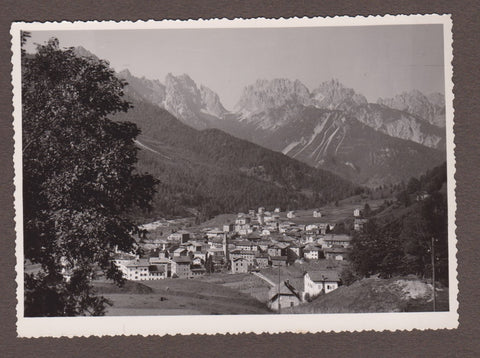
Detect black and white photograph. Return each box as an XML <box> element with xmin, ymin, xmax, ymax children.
<box><xmin>11</xmin><ymin>15</ymin><xmax>457</xmax><ymax>337</ymax></box>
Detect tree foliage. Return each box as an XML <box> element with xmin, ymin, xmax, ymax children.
<box><xmin>22</xmin><ymin>38</ymin><xmax>157</xmax><ymax>316</ymax></box>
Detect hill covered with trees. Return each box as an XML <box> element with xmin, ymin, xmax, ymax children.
<box><xmin>345</xmin><ymin>163</ymin><xmax>449</xmax><ymax>286</ymax></box>
<box><xmin>114</xmin><ymin>94</ymin><xmax>362</xmax><ymax>221</ymax></box>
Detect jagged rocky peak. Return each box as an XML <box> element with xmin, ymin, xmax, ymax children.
<box><xmin>377</xmin><ymin>90</ymin><xmax>445</xmax><ymax>127</ymax></box>
<box><xmin>118</xmin><ymin>69</ymin><xmax>166</xmax><ymax>107</ymax></box>
<box><xmin>164</xmin><ymin>73</ymin><xmax>203</xmax><ymax>122</ymax></box>
<box><xmin>235</xmin><ymin>78</ymin><xmax>312</xmax><ymax>114</ymax></box>
<box><xmin>312</xmin><ymin>78</ymin><xmax>368</xmax><ymax>110</ymax></box>
<box><xmin>427</xmin><ymin>92</ymin><xmax>445</xmax><ymax>108</ymax></box>
<box><xmin>162</xmin><ymin>73</ymin><xmax>229</xmax><ymax>128</ymax></box>
<box><xmin>199</xmin><ymin>84</ymin><xmax>228</xmax><ymax>118</ymax></box>
<box><xmin>165</xmin><ymin>72</ymin><xmax>198</xmax><ymax>90</ymax></box>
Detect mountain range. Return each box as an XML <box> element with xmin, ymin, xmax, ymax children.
<box><xmin>117</xmin><ymin>69</ymin><xmax>446</xmax><ymax>187</ymax></box>
<box><xmin>68</xmin><ymin>45</ymin><xmax>448</xmax><ymax>218</ymax></box>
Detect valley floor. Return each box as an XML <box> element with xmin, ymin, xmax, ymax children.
<box><xmin>94</xmin><ymin>261</ymin><xmax>447</xmax><ymax>316</ymax></box>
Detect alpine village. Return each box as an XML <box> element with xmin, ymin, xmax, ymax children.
<box><xmin>23</xmin><ymin>40</ymin><xmax>450</xmax><ymax>317</ymax></box>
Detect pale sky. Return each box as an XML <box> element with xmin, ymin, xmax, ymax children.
<box><xmin>26</xmin><ymin>25</ymin><xmax>445</xmax><ymax>110</ymax></box>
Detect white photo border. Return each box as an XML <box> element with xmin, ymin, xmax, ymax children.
<box><xmin>11</xmin><ymin>14</ymin><xmax>457</xmax><ymax>338</ymax></box>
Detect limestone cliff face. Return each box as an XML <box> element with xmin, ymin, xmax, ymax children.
<box><xmin>311</xmin><ymin>79</ymin><xmax>368</xmax><ymax>110</ymax></box>
<box><xmin>199</xmin><ymin>84</ymin><xmax>228</xmax><ymax>119</ymax></box>
<box><xmin>235</xmin><ymin>78</ymin><xmax>312</xmax><ymax>115</ymax></box>
<box><xmin>377</xmin><ymin>90</ymin><xmax>446</xmax><ymax>128</ymax></box>
<box><xmin>118</xmin><ymin>69</ymin><xmax>166</xmax><ymax>107</ymax></box>
<box><xmin>351</xmin><ymin>103</ymin><xmax>445</xmax><ymax>149</ymax></box>
<box><xmin>119</xmin><ymin>70</ymin><xmax>228</xmax><ymax>129</ymax></box>
<box><xmin>232</xmin><ymin>78</ymin><xmax>444</xmax><ymax>150</ymax></box>
<box><xmin>163</xmin><ymin>73</ymin><xmax>205</xmax><ymax>128</ymax></box>
<box><xmin>117</xmin><ymin>68</ymin><xmax>446</xmax><ymax>186</ymax></box>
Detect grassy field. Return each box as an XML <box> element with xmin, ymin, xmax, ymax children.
<box><xmin>181</xmin><ymin>194</ymin><xmax>390</xmax><ymax>231</ymax></box>
<box><xmin>95</xmin><ymin>276</ymin><xmax>271</xmax><ymax>316</ymax></box>
<box><xmin>190</xmin><ymin>196</ymin><xmax>388</xmax><ymax>231</ymax></box>
<box><xmin>279</xmin><ymin>197</ymin><xmax>386</xmax><ymax>225</ymax></box>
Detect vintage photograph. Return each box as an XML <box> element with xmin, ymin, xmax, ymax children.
<box><xmin>12</xmin><ymin>15</ymin><xmax>457</xmax><ymax>336</ymax></box>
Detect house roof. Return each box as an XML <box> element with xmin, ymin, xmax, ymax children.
<box><xmin>246</xmin><ymin>232</ymin><xmax>262</xmax><ymax>240</ymax></box>
<box><xmin>148</xmin><ymin>265</ymin><xmax>166</xmax><ymax>273</ymax></box>
<box><xmin>149</xmin><ymin>257</ymin><xmax>171</xmax><ymax>264</ymax></box>
<box><xmin>270</xmin><ymin>242</ymin><xmax>289</xmax><ymax>250</ymax></box>
<box><xmin>324</xmin><ymin>234</ymin><xmax>352</xmax><ymax>242</ymax></box>
<box><xmin>279</xmin><ymin>236</ymin><xmax>296</xmax><ymax>242</ymax></box>
<box><xmin>207</xmin><ymin>229</ymin><xmax>224</xmax><ymax>235</ymax></box>
<box><xmin>255</xmin><ymin>255</ymin><xmax>269</xmax><ymax>260</ymax></box>
<box><xmin>306</xmin><ymin>270</ymin><xmax>341</xmax><ymax>283</ymax></box>
<box><xmin>239</xmin><ymin>250</ymin><xmax>255</xmax><ymax>255</ymax></box>
<box><xmin>304</xmin><ymin>245</ymin><xmax>322</xmax><ymax>252</ymax></box>
<box><xmin>269</xmin><ymin>283</ymin><xmax>301</xmax><ymax>301</ymax></box>
<box><xmin>172</xmin><ymin>256</ymin><xmax>191</xmax><ymax>263</ymax></box>
<box><xmin>324</xmin><ymin>247</ymin><xmax>350</xmax><ymax>254</ymax></box>
<box><xmin>235</xmin><ymin>240</ymin><xmax>254</xmax><ymax>246</ymax></box>
<box><xmin>289</xmin><ymin>244</ymin><xmax>305</xmax><ymax>249</ymax></box>
<box><xmin>270</xmin><ymin>256</ymin><xmax>287</xmax><ymax>261</ymax></box>
<box><xmin>124</xmin><ymin>258</ymin><xmax>150</xmax><ymax>267</ymax></box>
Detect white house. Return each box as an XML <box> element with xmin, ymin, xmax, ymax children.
<box><xmin>304</xmin><ymin>270</ymin><xmax>341</xmax><ymax>298</ymax></box>
<box><xmin>171</xmin><ymin>256</ymin><xmax>192</xmax><ymax>279</ymax></box>
<box><xmin>173</xmin><ymin>247</ymin><xmax>188</xmax><ymax>257</ymax></box>
<box><xmin>261</xmin><ymin>229</ymin><xmax>271</xmax><ymax>236</ymax></box>
<box><xmin>117</xmin><ymin>258</ymin><xmax>169</xmax><ymax>281</ymax></box>
<box><xmin>313</xmin><ymin>210</ymin><xmax>322</xmax><ymax>218</ymax></box>
<box><xmin>288</xmin><ymin>245</ymin><xmax>304</xmax><ymax>260</ymax></box>
<box><xmin>168</xmin><ymin>230</ymin><xmax>191</xmax><ymax>243</ymax></box>
<box><xmin>287</xmin><ymin>211</ymin><xmax>296</xmax><ymax>219</ymax></box>
<box><xmin>268</xmin><ymin>282</ymin><xmax>302</xmax><ymax>311</ymax></box>
<box><xmin>303</xmin><ymin>245</ymin><xmax>322</xmax><ymax>260</ymax></box>
<box><xmin>353</xmin><ymin>208</ymin><xmax>361</xmax><ymax>217</ymax></box>
<box><xmin>206</xmin><ymin>229</ymin><xmax>225</xmax><ymax>239</ymax></box>
<box><xmin>323</xmin><ymin>234</ymin><xmax>352</xmax><ymax>248</ymax></box>
<box><xmin>231</xmin><ymin>258</ymin><xmax>249</xmax><ymax>274</ymax></box>
<box><xmin>305</xmin><ymin>224</ymin><xmax>319</xmax><ymax>232</ymax></box>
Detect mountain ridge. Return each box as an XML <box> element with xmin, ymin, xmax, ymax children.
<box><xmin>70</xmin><ymin>45</ymin><xmax>445</xmax><ymax>188</ymax></box>
<box><xmin>115</xmin><ymin>71</ymin><xmax>446</xmax><ymax>187</ymax></box>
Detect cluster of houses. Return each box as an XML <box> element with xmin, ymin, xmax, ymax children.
<box><xmin>113</xmin><ymin>207</ymin><xmax>363</xmax><ymax>283</ymax></box>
